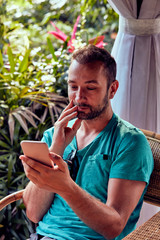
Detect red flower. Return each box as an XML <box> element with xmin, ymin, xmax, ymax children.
<box><xmin>88</xmin><ymin>35</ymin><xmax>107</xmax><ymax>48</ymax></box>
<box><xmin>48</xmin><ymin>16</ymin><xmax>107</xmax><ymax>52</ymax></box>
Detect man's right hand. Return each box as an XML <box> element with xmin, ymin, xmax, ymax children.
<box><xmin>49</xmin><ymin>100</ymin><xmax>82</xmax><ymax>156</ymax></box>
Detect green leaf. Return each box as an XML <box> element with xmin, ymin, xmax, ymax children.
<box><xmin>8</xmin><ymin>155</ymin><xmax>15</xmax><ymax>184</ymax></box>
<box><xmin>11</xmin><ymin>173</ymin><xmax>26</xmax><ymax>185</ymax></box>
<box><xmin>0</xmin><ymin>50</ymin><xmax>3</xmax><ymax>67</ymax></box>
<box><xmin>18</xmin><ymin>50</ymin><xmax>30</xmax><ymax>73</ymax></box>
<box><xmin>62</xmin><ymin>37</ymin><xmax>69</xmax><ymax>51</ymax></box>
<box><xmin>0</xmin><ymin>140</ymin><xmax>10</xmax><ymax>149</ymax></box>
<box><xmin>10</xmin><ymin>228</ymin><xmax>21</xmax><ymax>240</ymax></box>
<box><xmin>7</xmin><ymin>47</ymin><xmax>15</xmax><ymax>73</ymax></box>
<box><xmin>0</xmin><ymin>73</ymin><xmax>5</xmax><ymax>79</ymax></box>
<box><xmin>47</xmin><ymin>37</ymin><xmax>58</xmax><ymax>61</ymax></box>
<box><xmin>19</xmin><ymin>86</ymin><xmax>30</xmax><ymax>97</ymax></box>
<box><xmin>0</xmin><ymin>129</ymin><xmax>11</xmax><ymax>144</ymax></box>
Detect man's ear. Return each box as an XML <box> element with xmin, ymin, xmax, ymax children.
<box><xmin>108</xmin><ymin>80</ymin><xmax>119</xmax><ymax>99</ymax></box>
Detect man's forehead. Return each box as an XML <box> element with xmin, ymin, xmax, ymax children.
<box><xmin>68</xmin><ymin>61</ymin><xmax>105</xmax><ymax>80</ymax></box>
<box><xmin>68</xmin><ymin>60</ymin><xmax>106</xmax><ymax>85</ymax></box>
<box><xmin>69</xmin><ymin>59</ymin><xmax>103</xmax><ymax>69</ymax></box>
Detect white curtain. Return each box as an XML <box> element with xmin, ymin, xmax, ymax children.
<box><xmin>108</xmin><ymin>0</ymin><xmax>160</xmax><ymax>227</ymax></box>
<box><xmin>108</xmin><ymin>0</ymin><xmax>160</xmax><ymax>133</ymax></box>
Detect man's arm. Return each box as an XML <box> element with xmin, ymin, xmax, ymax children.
<box><xmin>63</xmin><ymin>178</ymin><xmax>145</xmax><ymax>239</ymax></box>
<box><xmin>22</xmin><ymin>182</ymin><xmax>54</xmax><ymax>223</ymax></box>
<box><xmin>21</xmin><ymin>101</ymin><xmax>82</xmax><ymax>223</ymax></box>
<box><xmin>21</xmin><ymin>153</ymin><xmax>146</xmax><ymax>239</ymax></box>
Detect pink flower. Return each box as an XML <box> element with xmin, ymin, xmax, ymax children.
<box><xmin>88</xmin><ymin>35</ymin><xmax>107</xmax><ymax>48</ymax></box>
<box><xmin>48</xmin><ymin>16</ymin><xmax>107</xmax><ymax>52</ymax></box>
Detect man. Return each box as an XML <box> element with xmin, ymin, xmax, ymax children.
<box><xmin>20</xmin><ymin>45</ymin><xmax>153</xmax><ymax>240</ymax></box>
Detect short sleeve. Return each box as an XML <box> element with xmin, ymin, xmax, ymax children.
<box><xmin>41</xmin><ymin>127</ymin><xmax>54</xmax><ymax>148</ymax></box>
<box><xmin>110</xmin><ymin>132</ymin><xmax>154</xmax><ymax>184</ymax></box>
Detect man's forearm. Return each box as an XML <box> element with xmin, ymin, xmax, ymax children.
<box><xmin>23</xmin><ymin>181</ymin><xmax>54</xmax><ymax>223</ymax></box>
<box><xmin>60</xmin><ymin>182</ymin><xmax>123</xmax><ymax>240</ymax></box>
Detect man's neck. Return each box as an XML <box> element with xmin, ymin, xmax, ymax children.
<box><xmin>76</xmin><ymin>108</ymin><xmax>113</xmax><ymax>150</ymax></box>
<box><xmin>81</xmin><ymin>107</ymin><xmax>113</xmax><ymax>133</ymax></box>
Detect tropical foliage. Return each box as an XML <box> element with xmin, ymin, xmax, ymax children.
<box><xmin>0</xmin><ymin>0</ymin><xmax>118</xmax><ymax>239</ymax></box>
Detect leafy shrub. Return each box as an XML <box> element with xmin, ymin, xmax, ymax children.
<box><xmin>0</xmin><ymin>42</ymin><xmax>69</xmax><ymax>239</ymax></box>
<box><xmin>0</xmin><ymin>1</ymin><xmax>118</xmax><ymax>239</ymax></box>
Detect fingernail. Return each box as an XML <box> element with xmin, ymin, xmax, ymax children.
<box><xmin>49</xmin><ymin>152</ymin><xmax>59</xmax><ymax>159</ymax></box>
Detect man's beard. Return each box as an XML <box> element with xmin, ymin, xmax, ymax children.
<box><xmin>75</xmin><ymin>92</ymin><xmax>109</xmax><ymax>120</ymax></box>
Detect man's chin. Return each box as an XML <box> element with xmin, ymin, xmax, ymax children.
<box><xmin>77</xmin><ymin>112</ymin><xmax>88</xmax><ymax>120</ymax></box>
<box><xmin>77</xmin><ymin>112</ymin><xmax>95</xmax><ymax>120</ymax></box>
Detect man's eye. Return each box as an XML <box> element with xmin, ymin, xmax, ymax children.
<box><xmin>87</xmin><ymin>87</ymin><xmax>96</xmax><ymax>90</ymax></box>
<box><xmin>71</xmin><ymin>86</ymin><xmax>77</xmax><ymax>89</ymax></box>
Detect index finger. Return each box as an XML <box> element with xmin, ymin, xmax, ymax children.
<box><xmin>19</xmin><ymin>155</ymin><xmax>53</xmax><ymax>171</ymax></box>
<box><xmin>62</xmin><ymin>100</ymin><xmax>75</xmax><ymax>113</ymax></box>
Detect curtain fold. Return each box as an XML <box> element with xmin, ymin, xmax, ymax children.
<box><xmin>108</xmin><ymin>0</ymin><xmax>160</xmax><ymax>133</ymax></box>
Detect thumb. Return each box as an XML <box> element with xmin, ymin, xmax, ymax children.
<box><xmin>49</xmin><ymin>152</ymin><xmax>66</xmax><ymax>172</ymax></box>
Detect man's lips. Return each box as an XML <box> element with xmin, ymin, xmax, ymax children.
<box><xmin>77</xmin><ymin>106</ymin><xmax>89</xmax><ymax>111</ymax></box>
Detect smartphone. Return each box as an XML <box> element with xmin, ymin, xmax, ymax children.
<box><xmin>20</xmin><ymin>140</ymin><xmax>52</xmax><ymax>167</ymax></box>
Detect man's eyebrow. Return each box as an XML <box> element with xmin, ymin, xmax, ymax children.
<box><xmin>68</xmin><ymin>80</ymin><xmax>98</xmax><ymax>84</ymax></box>
<box><xmin>85</xmin><ymin>80</ymin><xmax>98</xmax><ymax>84</ymax></box>
<box><xmin>67</xmin><ymin>80</ymin><xmax>75</xmax><ymax>83</ymax></box>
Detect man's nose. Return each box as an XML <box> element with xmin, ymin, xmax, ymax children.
<box><xmin>75</xmin><ymin>88</ymin><xmax>86</xmax><ymax>102</ymax></box>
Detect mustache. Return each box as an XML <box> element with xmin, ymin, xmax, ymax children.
<box><xmin>73</xmin><ymin>103</ymin><xmax>91</xmax><ymax>108</ymax></box>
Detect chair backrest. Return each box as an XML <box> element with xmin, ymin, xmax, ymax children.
<box><xmin>141</xmin><ymin>129</ymin><xmax>160</xmax><ymax>206</ymax></box>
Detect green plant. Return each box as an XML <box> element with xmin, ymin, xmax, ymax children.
<box><xmin>0</xmin><ymin>45</ymin><xmax>68</xmax><ymax>240</ymax></box>
<box><xmin>0</xmin><ymin>1</ymin><xmax>118</xmax><ymax>239</ymax></box>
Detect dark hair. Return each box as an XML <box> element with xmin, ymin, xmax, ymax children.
<box><xmin>71</xmin><ymin>45</ymin><xmax>117</xmax><ymax>89</ymax></box>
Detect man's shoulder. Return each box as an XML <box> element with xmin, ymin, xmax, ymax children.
<box><xmin>114</xmin><ymin>114</ymin><xmax>141</xmax><ymax>134</ymax></box>
<box><xmin>113</xmin><ymin>114</ymin><xmax>147</xmax><ymax>144</ymax></box>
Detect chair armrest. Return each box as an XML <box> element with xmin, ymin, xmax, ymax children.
<box><xmin>123</xmin><ymin>211</ymin><xmax>160</xmax><ymax>239</ymax></box>
<box><xmin>0</xmin><ymin>189</ymin><xmax>25</xmax><ymax>211</ymax></box>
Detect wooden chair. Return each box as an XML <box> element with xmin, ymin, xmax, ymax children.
<box><xmin>1</xmin><ymin>129</ymin><xmax>160</xmax><ymax>239</ymax></box>
<box><xmin>123</xmin><ymin>129</ymin><xmax>160</xmax><ymax>239</ymax></box>
<box><xmin>0</xmin><ymin>189</ymin><xmax>24</xmax><ymax>211</ymax></box>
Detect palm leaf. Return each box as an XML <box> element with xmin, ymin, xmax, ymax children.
<box><xmin>18</xmin><ymin>50</ymin><xmax>30</xmax><ymax>73</ymax></box>
<box><xmin>22</xmin><ymin>107</ymin><xmax>41</xmax><ymax>121</ymax></box>
<box><xmin>8</xmin><ymin>113</ymin><xmax>15</xmax><ymax>145</ymax></box>
<box><xmin>35</xmin><ymin>107</ymin><xmax>48</xmax><ymax>139</ymax></box>
<box><xmin>8</xmin><ymin>155</ymin><xmax>15</xmax><ymax>184</ymax></box>
<box><xmin>0</xmin><ymin>129</ymin><xmax>11</xmax><ymax>144</ymax></box>
<box><xmin>20</xmin><ymin>91</ymin><xmax>45</xmax><ymax>98</ymax></box>
<box><xmin>12</xmin><ymin>112</ymin><xmax>29</xmax><ymax>135</ymax></box>
<box><xmin>47</xmin><ymin>37</ymin><xmax>58</xmax><ymax>61</ymax></box>
<box><xmin>19</xmin><ymin>110</ymin><xmax>38</xmax><ymax>128</ymax></box>
<box><xmin>19</xmin><ymin>86</ymin><xmax>30</xmax><ymax>97</ymax></box>
<box><xmin>8</xmin><ymin>106</ymin><xmax>41</xmax><ymax>142</ymax></box>
<box><xmin>0</xmin><ymin>140</ymin><xmax>11</xmax><ymax>149</ymax></box>
<box><xmin>48</xmin><ymin>103</ymin><xmax>55</xmax><ymax>125</ymax></box>
<box><xmin>11</xmin><ymin>173</ymin><xmax>26</xmax><ymax>185</ymax></box>
<box><xmin>0</xmin><ymin>50</ymin><xmax>3</xmax><ymax>67</ymax></box>
<box><xmin>48</xmin><ymin>101</ymin><xmax>59</xmax><ymax>119</ymax></box>
<box><xmin>40</xmin><ymin>107</ymin><xmax>48</xmax><ymax>123</ymax></box>
<box><xmin>7</xmin><ymin>47</ymin><xmax>15</xmax><ymax>73</ymax></box>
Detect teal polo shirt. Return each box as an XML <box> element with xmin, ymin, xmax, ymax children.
<box><xmin>36</xmin><ymin>113</ymin><xmax>153</xmax><ymax>240</ymax></box>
